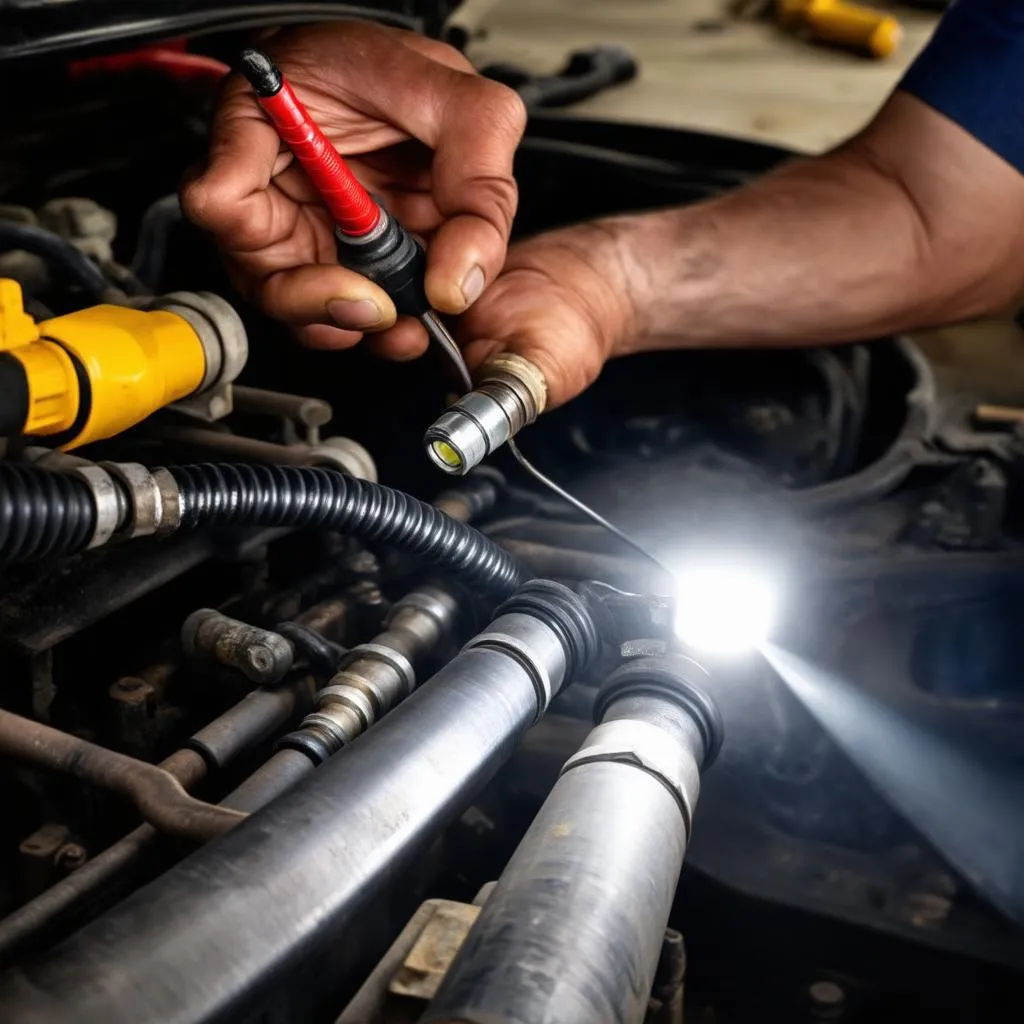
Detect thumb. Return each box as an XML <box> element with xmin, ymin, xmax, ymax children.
<box><xmin>458</xmin><ymin>262</ymin><xmax>617</xmax><ymax>409</ymax></box>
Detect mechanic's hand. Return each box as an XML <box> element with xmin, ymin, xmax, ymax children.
<box><xmin>459</xmin><ymin>220</ymin><xmax>642</xmax><ymax>407</ymax></box>
<box><xmin>182</xmin><ymin>20</ymin><xmax>525</xmax><ymax>357</ymax></box>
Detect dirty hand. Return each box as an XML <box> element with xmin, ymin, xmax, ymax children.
<box><xmin>182</xmin><ymin>20</ymin><xmax>525</xmax><ymax>357</ymax></box>
<box><xmin>460</xmin><ymin>220</ymin><xmax>643</xmax><ymax>407</ymax></box>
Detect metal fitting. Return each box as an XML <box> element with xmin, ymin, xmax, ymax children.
<box><xmin>308</xmin><ymin>435</ymin><xmax>378</xmax><ymax>482</ymax></box>
<box><xmin>286</xmin><ymin>583</ymin><xmax>464</xmax><ymax>759</ymax></box>
<box><xmin>563</xmin><ymin>654</ymin><xmax>724</xmax><ymax>833</ymax></box>
<box><xmin>181</xmin><ymin>609</ymin><xmax>294</xmax><ymax>685</ymax></box>
<box><xmin>465</xmin><ymin>612</ymin><xmax>567</xmax><ymax>720</ymax></box>
<box><xmin>68</xmin><ymin>464</ymin><xmax>125</xmax><ymax>549</ymax></box>
<box><xmin>154</xmin><ymin>291</ymin><xmax>248</xmax><ymax>421</ymax></box>
<box><xmin>100</xmin><ymin>462</ymin><xmax>163</xmax><ymax>538</ymax></box>
<box><xmin>150</xmin><ymin>467</ymin><xmax>182</xmax><ymax>534</ymax></box>
<box><xmin>562</xmin><ymin>718</ymin><xmax>703</xmax><ymax>831</ymax></box>
<box><xmin>423</xmin><ymin>354</ymin><xmax>546</xmax><ymax>475</ymax></box>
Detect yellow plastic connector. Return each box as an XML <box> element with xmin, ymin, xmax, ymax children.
<box><xmin>0</xmin><ymin>278</ymin><xmax>210</xmax><ymax>448</ymax></box>
<box><xmin>39</xmin><ymin>303</ymin><xmax>207</xmax><ymax>447</ymax></box>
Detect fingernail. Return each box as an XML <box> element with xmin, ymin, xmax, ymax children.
<box><xmin>460</xmin><ymin>264</ymin><xmax>486</xmax><ymax>308</ymax></box>
<box><xmin>327</xmin><ymin>298</ymin><xmax>382</xmax><ymax>329</ymax></box>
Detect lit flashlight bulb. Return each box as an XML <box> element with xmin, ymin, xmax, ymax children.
<box><xmin>424</xmin><ymin>354</ymin><xmax>546</xmax><ymax>475</ymax></box>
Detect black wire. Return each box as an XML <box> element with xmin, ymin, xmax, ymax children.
<box><xmin>0</xmin><ymin>221</ymin><xmax>118</xmax><ymax>300</ymax></box>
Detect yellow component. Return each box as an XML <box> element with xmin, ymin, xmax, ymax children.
<box><xmin>0</xmin><ymin>279</ymin><xmax>40</xmax><ymax>351</ymax></box>
<box><xmin>431</xmin><ymin>440</ymin><xmax>464</xmax><ymax>470</ymax></box>
<box><xmin>0</xmin><ymin>278</ymin><xmax>79</xmax><ymax>434</ymax></box>
<box><xmin>777</xmin><ymin>0</ymin><xmax>902</xmax><ymax>59</ymax></box>
<box><xmin>0</xmin><ymin>278</ymin><xmax>208</xmax><ymax>448</ymax></box>
<box><xmin>39</xmin><ymin>304</ymin><xmax>207</xmax><ymax>448</ymax></box>
<box><xmin>12</xmin><ymin>341</ymin><xmax>81</xmax><ymax>435</ymax></box>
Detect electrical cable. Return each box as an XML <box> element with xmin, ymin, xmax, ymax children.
<box><xmin>0</xmin><ymin>222</ymin><xmax>123</xmax><ymax>301</ymax></box>
<box><xmin>431</xmin><ymin>329</ymin><xmax>675</xmax><ymax>581</ymax></box>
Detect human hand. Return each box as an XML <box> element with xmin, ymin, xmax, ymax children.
<box><xmin>459</xmin><ymin>219</ymin><xmax>644</xmax><ymax>407</ymax></box>
<box><xmin>181</xmin><ymin>20</ymin><xmax>525</xmax><ymax>357</ymax></box>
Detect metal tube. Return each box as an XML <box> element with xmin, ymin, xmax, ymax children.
<box><xmin>224</xmin><ymin>583</ymin><xmax>462</xmax><ymax>811</ymax></box>
<box><xmin>424</xmin><ymin>657</ymin><xmax>721</xmax><ymax>1024</ymax></box>
<box><xmin>0</xmin><ymin>710</ymin><xmax>245</xmax><ymax>843</ymax></box>
<box><xmin>0</xmin><ymin>677</ymin><xmax>311</xmax><ymax>966</ymax></box>
<box><xmin>0</xmin><ymin>584</ymin><xmax>594</xmax><ymax>1023</ymax></box>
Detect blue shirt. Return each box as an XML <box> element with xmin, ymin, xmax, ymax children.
<box><xmin>901</xmin><ymin>0</ymin><xmax>1024</xmax><ymax>173</ymax></box>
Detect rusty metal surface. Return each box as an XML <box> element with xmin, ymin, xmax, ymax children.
<box><xmin>0</xmin><ymin>709</ymin><xmax>245</xmax><ymax>843</ymax></box>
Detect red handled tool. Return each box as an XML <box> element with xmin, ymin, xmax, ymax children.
<box><xmin>237</xmin><ymin>49</ymin><xmax>469</xmax><ymax>385</ymax></box>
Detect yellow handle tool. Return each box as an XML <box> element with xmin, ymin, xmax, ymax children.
<box><xmin>777</xmin><ymin>0</ymin><xmax>903</xmax><ymax>59</ymax></box>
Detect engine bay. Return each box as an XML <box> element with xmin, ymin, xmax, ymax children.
<box><xmin>1</xmin><ymin>9</ymin><xmax>1024</xmax><ymax>1022</ymax></box>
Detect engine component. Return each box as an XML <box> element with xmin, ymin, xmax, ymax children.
<box><xmin>181</xmin><ymin>608</ymin><xmax>296</xmax><ymax>684</ymax></box>
<box><xmin>0</xmin><ymin>279</ymin><xmax>247</xmax><ymax>447</ymax></box>
<box><xmin>0</xmin><ymin>708</ymin><xmax>246</xmax><ymax>842</ymax></box>
<box><xmin>225</xmin><ymin>581</ymin><xmax>463</xmax><ymax>811</ymax></box>
<box><xmin>0</xmin><ymin>462</ymin><xmax>524</xmax><ymax>597</ymax></box>
<box><xmin>425</xmin><ymin>353</ymin><xmax>548</xmax><ymax>475</ymax></box>
<box><xmin>424</xmin><ymin>654</ymin><xmax>721</xmax><ymax>1024</ymax></box>
<box><xmin>0</xmin><ymin>580</ymin><xmax>599</xmax><ymax>1022</ymax></box>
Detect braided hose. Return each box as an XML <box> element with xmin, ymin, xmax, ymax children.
<box><xmin>168</xmin><ymin>464</ymin><xmax>525</xmax><ymax>597</ymax></box>
<box><xmin>0</xmin><ymin>463</ymin><xmax>95</xmax><ymax>562</ymax></box>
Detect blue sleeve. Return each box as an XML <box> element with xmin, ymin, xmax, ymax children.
<box><xmin>900</xmin><ymin>0</ymin><xmax>1024</xmax><ymax>173</ymax></box>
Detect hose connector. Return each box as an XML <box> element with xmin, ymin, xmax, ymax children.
<box><xmin>0</xmin><ymin>278</ymin><xmax>248</xmax><ymax>448</ymax></box>
<box><xmin>424</xmin><ymin>354</ymin><xmax>546</xmax><ymax>475</ymax></box>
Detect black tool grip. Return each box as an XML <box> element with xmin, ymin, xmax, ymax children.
<box><xmin>335</xmin><ymin>214</ymin><xmax>429</xmax><ymax>318</ymax></box>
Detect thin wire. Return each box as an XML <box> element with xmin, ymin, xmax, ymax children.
<box><xmin>421</xmin><ymin>311</ymin><xmax>672</xmax><ymax>579</ymax></box>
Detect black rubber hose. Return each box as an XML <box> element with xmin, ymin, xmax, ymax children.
<box><xmin>0</xmin><ymin>222</ymin><xmax>117</xmax><ymax>300</ymax></box>
<box><xmin>169</xmin><ymin>463</ymin><xmax>526</xmax><ymax>597</ymax></box>
<box><xmin>0</xmin><ymin>463</ymin><xmax>95</xmax><ymax>563</ymax></box>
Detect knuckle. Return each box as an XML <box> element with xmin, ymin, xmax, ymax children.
<box><xmin>480</xmin><ymin>79</ymin><xmax>528</xmax><ymax>138</ymax></box>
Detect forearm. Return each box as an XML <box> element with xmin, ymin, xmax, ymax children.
<box><xmin>600</xmin><ymin>93</ymin><xmax>1024</xmax><ymax>354</ymax></box>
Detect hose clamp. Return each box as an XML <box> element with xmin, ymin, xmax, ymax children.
<box><xmin>69</xmin><ymin>464</ymin><xmax>123</xmax><ymax>549</ymax></box>
<box><xmin>100</xmin><ymin>462</ymin><xmax>163</xmax><ymax>538</ymax></box>
<box><xmin>561</xmin><ymin>719</ymin><xmax>702</xmax><ymax>834</ymax></box>
<box><xmin>150</xmin><ymin>467</ymin><xmax>182</xmax><ymax>534</ymax></box>
<box><xmin>466</xmin><ymin>613</ymin><xmax>567</xmax><ymax>720</ymax></box>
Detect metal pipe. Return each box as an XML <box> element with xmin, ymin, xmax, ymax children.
<box><xmin>0</xmin><ymin>677</ymin><xmax>311</xmax><ymax>966</ymax></box>
<box><xmin>0</xmin><ymin>710</ymin><xmax>245</xmax><ymax>843</ymax></box>
<box><xmin>423</xmin><ymin>655</ymin><xmax>722</xmax><ymax>1024</ymax></box>
<box><xmin>223</xmin><ymin>583</ymin><xmax>462</xmax><ymax>812</ymax></box>
<box><xmin>0</xmin><ymin>582</ymin><xmax>597</xmax><ymax>1023</ymax></box>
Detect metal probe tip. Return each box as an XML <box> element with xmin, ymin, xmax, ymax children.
<box><xmin>237</xmin><ymin>48</ymin><xmax>282</xmax><ymax>97</ymax></box>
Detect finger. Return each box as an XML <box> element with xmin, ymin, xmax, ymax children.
<box><xmin>257</xmin><ymin>263</ymin><xmax>397</xmax><ymax>329</ymax></box>
<box><xmin>424</xmin><ymin>77</ymin><xmax>525</xmax><ymax>314</ymax></box>
<box><xmin>294</xmin><ymin>323</ymin><xmax>364</xmax><ymax>349</ymax></box>
<box><xmin>181</xmin><ymin>80</ymin><xmax>291</xmax><ymax>251</ymax></box>
<box><xmin>309</xmin><ymin>24</ymin><xmax>525</xmax><ymax>312</ymax></box>
<box><xmin>365</xmin><ymin>319</ymin><xmax>431</xmax><ymax>361</ymax></box>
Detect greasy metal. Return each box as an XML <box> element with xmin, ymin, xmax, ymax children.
<box><xmin>181</xmin><ymin>608</ymin><xmax>295</xmax><ymax>685</ymax></box>
<box><xmin>423</xmin><ymin>679</ymin><xmax>710</xmax><ymax>1024</ymax></box>
<box><xmin>0</xmin><ymin>601</ymin><xmax>584</xmax><ymax>1022</ymax></box>
<box><xmin>0</xmin><ymin>709</ymin><xmax>245</xmax><ymax>843</ymax></box>
<box><xmin>150</xmin><ymin>424</ymin><xmax>378</xmax><ymax>480</ymax></box>
<box><xmin>100</xmin><ymin>461</ymin><xmax>163</xmax><ymax>538</ymax></box>
<box><xmin>466</xmin><ymin>611</ymin><xmax>567</xmax><ymax>719</ymax></box>
<box><xmin>0</xmin><ymin>679</ymin><xmax>310</xmax><ymax>966</ymax></box>
<box><xmin>231</xmin><ymin>384</ymin><xmax>332</xmax><ymax>442</ymax></box>
<box><xmin>69</xmin><ymin>464</ymin><xmax>123</xmax><ymax>548</ymax></box>
<box><xmin>562</xmin><ymin>717</ymin><xmax>703</xmax><ymax>830</ymax></box>
<box><xmin>150</xmin><ymin>466</ymin><xmax>181</xmax><ymax>533</ymax></box>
